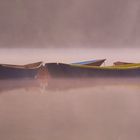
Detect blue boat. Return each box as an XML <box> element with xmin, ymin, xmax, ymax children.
<box><xmin>71</xmin><ymin>59</ymin><xmax>106</xmax><ymax>66</ymax></box>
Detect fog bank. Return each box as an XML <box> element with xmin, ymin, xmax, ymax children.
<box><xmin>0</xmin><ymin>0</ymin><xmax>140</xmax><ymax>47</ymax></box>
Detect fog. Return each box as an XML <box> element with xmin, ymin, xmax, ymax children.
<box><xmin>0</xmin><ymin>80</ymin><xmax>140</xmax><ymax>140</ymax></box>
<box><xmin>0</xmin><ymin>48</ymin><xmax>140</xmax><ymax>65</ymax></box>
<box><xmin>0</xmin><ymin>48</ymin><xmax>140</xmax><ymax>140</ymax></box>
<box><xmin>0</xmin><ymin>0</ymin><xmax>140</xmax><ymax>139</ymax></box>
<box><xmin>0</xmin><ymin>0</ymin><xmax>140</xmax><ymax>47</ymax></box>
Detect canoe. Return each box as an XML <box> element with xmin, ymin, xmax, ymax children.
<box><xmin>71</xmin><ymin>59</ymin><xmax>106</xmax><ymax>66</ymax></box>
<box><xmin>45</xmin><ymin>63</ymin><xmax>140</xmax><ymax>78</ymax></box>
<box><xmin>113</xmin><ymin>62</ymin><xmax>140</xmax><ymax>68</ymax></box>
<box><xmin>0</xmin><ymin>61</ymin><xmax>43</xmax><ymax>79</ymax></box>
<box><xmin>113</xmin><ymin>61</ymin><xmax>134</xmax><ymax>66</ymax></box>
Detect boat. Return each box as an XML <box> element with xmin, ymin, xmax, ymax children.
<box><xmin>113</xmin><ymin>62</ymin><xmax>140</xmax><ymax>68</ymax></box>
<box><xmin>45</xmin><ymin>63</ymin><xmax>140</xmax><ymax>78</ymax></box>
<box><xmin>71</xmin><ymin>59</ymin><xmax>106</xmax><ymax>66</ymax></box>
<box><xmin>113</xmin><ymin>61</ymin><xmax>134</xmax><ymax>66</ymax></box>
<box><xmin>0</xmin><ymin>61</ymin><xmax>43</xmax><ymax>79</ymax></box>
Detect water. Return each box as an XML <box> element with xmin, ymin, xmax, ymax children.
<box><xmin>0</xmin><ymin>80</ymin><xmax>140</xmax><ymax>140</ymax></box>
<box><xmin>0</xmin><ymin>48</ymin><xmax>140</xmax><ymax>140</ymax></box>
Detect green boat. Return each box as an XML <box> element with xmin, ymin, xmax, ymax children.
<box><xmin>45</xmin><ymin>63</ymin><xmax>140</xmax><ymax>78</ymax></box>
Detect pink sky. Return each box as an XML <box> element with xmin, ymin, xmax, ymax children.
<box><xmin>0</xmin><ymin>0</ymin><xmax>140</xmax><ymax>47</ymax></box>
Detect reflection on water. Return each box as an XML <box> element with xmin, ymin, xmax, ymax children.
<box><xmin>0</xmin><ymin>78</ymin><xmax>140</xmax><ymax>140</ymax></box>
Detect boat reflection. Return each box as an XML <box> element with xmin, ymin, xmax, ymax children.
<box><xmin>46</xmin><ymin>77</ymin><xmax>140</xmax><ymax>90</ymax></box>
<box><xmin>0</xmin><ymin>79</ymin><xmax>41</xmax><ymax>93</ymax></box>
<box><xmin>0</xmin><ymin>77</ymin><xmax>140</xmax><ymax>93</ymax></box>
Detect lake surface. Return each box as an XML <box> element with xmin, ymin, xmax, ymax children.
<box><xmin>0</xmin><ymin>48</ymin><xmax>140</xmax><ymax>140</ymax></box>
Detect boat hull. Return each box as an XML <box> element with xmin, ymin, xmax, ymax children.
<box><xmin>0</xmin><ymin>66</ymin><xmax>39</xmax><ymax>79</ymax></box>
<box><xmin>72</xmin><ymin>59</ymin><xmax>106</xmax><ymax>66</ymax></box>
<box><xmin>0</xmin><ymin>62</ymin><xmax>43</xmax><ymax>79</ymax></box>
<box><xmin>45</xmin><ymin>63</ymin><xmax>140</xmax><ymax>78</ymax></box>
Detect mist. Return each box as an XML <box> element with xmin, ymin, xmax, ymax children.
<box><xmin>0</xmin><ymin>80</ymin><xmax>140</xmax><ymax>140</ymax></box>
<box><xmin>0</xmin><ymin>48</ymin><xmax>140</xmax><ymax>64</ymax></box>
<box><xmin>0</xmin><ymin>47</ymin><xmax>140</xmax><ymax>140</ymax></box>
<box><xmin>0</xmin><ymin>0</ymin><xmax>140</xmax><ymax>47</ymax></box>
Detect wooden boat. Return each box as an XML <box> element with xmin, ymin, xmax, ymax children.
<box><xmin>72</xmin><ymin>59</ymin><xmax>106</xmax><ymax>66</ymax></box>
<box><xmin>0</xmin><ymin>61</ymin><xmax>43</xmax><ymax>79</ymax></box>
<box><xmin>45</xmin><ymin>63</ymin><xmax>140</xmax><ymax>78</ymax></box>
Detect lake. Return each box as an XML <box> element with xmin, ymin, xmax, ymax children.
<box><xmin>0</xmin><ymin>48</ymin><xmax>140</xmax><ymax>140</ymax></box>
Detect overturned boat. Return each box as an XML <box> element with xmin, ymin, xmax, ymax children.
<box><xmin>0</xmin><ymin>61</ymin><xmax>43</xmax><ymax>79</ymax></box>
<box><xmin>45</xmin><ymin>63</ymin><xmax>140</xmax><ymax>78</ymax></box>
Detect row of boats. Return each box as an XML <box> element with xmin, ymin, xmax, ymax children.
<box><xmin>0</xmin><ymin>59</ymin><xmax>140</xmax><ymax>79</ymax></box>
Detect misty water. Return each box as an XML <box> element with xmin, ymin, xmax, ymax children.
<box><xmin>0</xmin><ymin>48</ymin><xmax>140</xmax><ymax>140</ymax></box>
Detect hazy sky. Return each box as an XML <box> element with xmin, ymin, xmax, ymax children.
<box><xmin>0</xmin><ymin>0</ymin><xmax>140</xmax><ymax>47</ymax></box>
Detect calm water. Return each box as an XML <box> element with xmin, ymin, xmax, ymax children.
<box><xmin>0</xmin><ymin>48</ymin><xmax>140</xmax><ymax>140</ymax></box>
